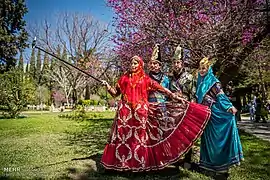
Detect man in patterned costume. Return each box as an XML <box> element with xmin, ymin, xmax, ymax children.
<box><xmin>169</xmin><ymin>45</ymin><xmax>196</xmax><ymax>102</ymax></box>
<box><xmin>148</xmin><ymin>44</ymin><xmax>170</xmax><ymax>103</ymax></box>
<box><xmin>169</xmin><ymin>45</ymin><xmax>197</xmax><ymax>168</ymax></box>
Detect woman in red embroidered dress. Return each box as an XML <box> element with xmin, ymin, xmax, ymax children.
<box><xmin>101</xmin><ymin>56</ymin><xmax>211</xmax><ymax>172</ymax></box>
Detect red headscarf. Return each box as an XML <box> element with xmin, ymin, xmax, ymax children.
<box><xmin>128</xmin><ymin>55</ymin><xmax>145</xmax><ymax>82</ymax></box>
<box><xmin>117</xmin><ymin>56</ymin><xmax>149</xmax><ymax>108</ymax></box>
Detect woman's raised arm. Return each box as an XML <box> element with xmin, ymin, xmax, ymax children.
<box><xmin>102</xmin><ymin>80</ymin><xmax>121</xmax><ymax>98</ymax></box>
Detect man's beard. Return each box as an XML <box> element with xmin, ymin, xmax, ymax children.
<box><xmin>150</xmin><ymin>69</ymin><xmax>160</xmax><ymax>75</ymax></box>
<box><xmin>149</xmin><ymin>70</ymin><xmax>163</xmax><ymax>83</ymax></box>
<box><xmin>173</xmin><ymin>67</ymin><xmax>183</xmax><ymax>77</ymax></box>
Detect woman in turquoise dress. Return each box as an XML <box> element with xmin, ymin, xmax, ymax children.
<box><xmin>196</xmin><ymin>57</ymin><xmax>244</xmax><ymax>173</ymax></box>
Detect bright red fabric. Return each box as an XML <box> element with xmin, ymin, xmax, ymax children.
<box><xmin>116</xmin><ymin>56</ymin><xmax>166</xmax><ymax>109</ymax></box>
<box><xmin>101</xmin><ymin>56</ymin><xmax>211</xmax><ymax>171</ymax></box>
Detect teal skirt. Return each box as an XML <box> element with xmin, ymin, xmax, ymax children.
<box><xmin>199</xmin><ymin>94</ymin><xmax>244</xmax><ymax>172</ymax></box>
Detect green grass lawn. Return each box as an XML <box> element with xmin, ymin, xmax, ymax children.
<box><xmin>0</xmin><ymin>112</ymin><xmax>269</xmax><ymax>180</ymax></box>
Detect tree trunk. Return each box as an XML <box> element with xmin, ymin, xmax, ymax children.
<box><xmin>243</xmin><ymin>94</ymin><xmax>247</xmax><ymax>107</ymax></box>
<box><xmin>72</xmin><ymin>90</ymin><xmax>78</xmax><ymax>104</ymax></box>
<box><xmin>66</xmin><ymin>97</ymin><xmax>70</xmax><ymax>107</ymax></box>
<box><xmin>85</xmin><ymin>84</ymin><xmax>90</xmax><ymax>100</ymax></box>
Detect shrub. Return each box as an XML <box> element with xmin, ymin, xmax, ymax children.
<box><xmin>0</xmin><ymin>69</ymin><xmax>35</xmax><ymax>118</ymax></box>
<box><xmin>82</xmin><ymin>100</ymin><xmax>91</xmax><ymax>106</ymax></box>
<box><xmin>58</xmin><ymin>105</ymin><xmax>87</xmax><ymax>120</ymax></box>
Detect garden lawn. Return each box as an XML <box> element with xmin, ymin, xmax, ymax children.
<box><xmin>0</xmin><ymin>112</ymin><xmax>269</xmax><ymax>180</ymax></box>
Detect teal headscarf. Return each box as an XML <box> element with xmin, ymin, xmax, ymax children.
<box><xmin>196</xmin><ymin>66</ymin><xmax>220</xmax><ymax>104</ymax></box>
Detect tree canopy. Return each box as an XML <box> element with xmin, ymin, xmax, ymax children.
<box><xmin>108</xmin><ymin>0</ymin><xmax>270</xmax><ymax>85</ymax></box>
<box><xmin>0</xmin><ymin>0</ymin><xmax>28</xmax><ymax>72</ymax></box>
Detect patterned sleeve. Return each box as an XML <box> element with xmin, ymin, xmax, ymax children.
<box><xmin>213</xmin><ymin>83</ymin><xmax>233</xmax><ymax>112</ymax></box>
<box><xmin>190</xmin><ymin>75</ymin><xmax>197</xmax><ymax>102</ymax></box>
<box><xmin>211</xmin><ymin>83</ymin><xmax>223</xmax><ymax>95</ymax></box>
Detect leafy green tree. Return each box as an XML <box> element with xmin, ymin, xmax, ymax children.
<box><xmin>35</xmin><ymin>85</ymin><xmax>50</xmax><ymax>105</ymax></box>
<box><xmin>25</xmin><ymin>61</ymin><xmax>29</xmax><ymax>73</ymax></box>
<box><xmin>36</xmin><ymin>49</ymin><xmax>42</xmax><ymax>84</ymax></box>
<box><xmin>48</xmin><ymin>45</ymin><xmax>61</xmax><ymax>105</ymax></box>
<box><xmin>0</xmin><ymin>68</ymin><xmax>35</xmax><ymax>118</ymax></box>
<box><xmin>62</xmin><ymin>46</ymin><xmax>67</xmax><ymax>61</ymax></box>
<box><xmin>18</xmin><ymin>51</ymin><xmax>24</xmax><ymax>71</ymax></box>
<box><xmin>29</xmin><ymin>48</ymin><xmax>36</xmax><ymax>80</ymax></box>
<box><xmin>41</xmin><ymin>49</ymin><xmax>50</xmax><ymax>86</ymax></box>
<box><xmin>0</xmin><ymin>0</ymin><xmax>28</xmax><ymax>72</ymax></box>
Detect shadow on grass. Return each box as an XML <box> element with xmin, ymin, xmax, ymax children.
<box><xmin>0</xmin><ymin>177</ymin><xmax>44</xmax><ymax>180</ymax></box>
<box><xmin>238</xmin><ymin>121</ymin><xmax>270</xmax><ymax>129</ymax></box>
<box><xmin>0</xmin><ymin>176</ymin><xmax>30</xmax><ymax>180</ymax></box>
<box><xmin>56</xmin><ymin>153</ymin><xmax>191</xmax><ymax>180</ymax></box>
<box><xmin>0</xmin><ymin>115</ymin><xmax>28</xmax><ymax>120</ymax></box>
<box><xmin>63</xmin><ymin>118</ymin><xmax>114</xmax><ymax>155</ymax></box>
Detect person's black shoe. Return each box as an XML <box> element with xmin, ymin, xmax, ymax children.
<box><xmin>172</xmin><ymin>159</ymin><xmax>185</xmax><ymax>167</ymax></box>
<box><xmin>190</xmin><ymin>162</ymin><xmax>200</xmax><ymax>172</ymax></box>
<box><xmin>215</xmin><ymin>172</ymin><xmax>229</xmax><ymax>180</ymax></box>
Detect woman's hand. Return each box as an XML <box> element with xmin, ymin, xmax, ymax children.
<box><xmin>101</xmin><ymin>80</ymin><xmax>110</xmax><ymax>89</ymax></box>
<box><xmin>171</xmin><ymin>93</ymin><xmax>187</xmax><ymax>104</ymax></box>
<box><xmin>101</xmin><ymin>80</ymin><xmax>108</xmax><ymax>86</ymax></box>
<box><xmin>232</xmin><ymin>107</ymin><xmax>238</xmax><ymax>115</ymax></box>
<box><xmin>102</xmin><ymin>80</ymin><xmax>119</xmax><ymax>97</ymax></box>
<box><xmin>228</xmin><ymin>106</ymin><xmax>238</xmax><ymax>115</ymax></box>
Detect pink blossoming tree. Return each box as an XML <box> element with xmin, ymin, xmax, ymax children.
<box><xmin>108</xmin><ymin>0</ymin><xmax>269</xmax><ymax>84</ymax></box>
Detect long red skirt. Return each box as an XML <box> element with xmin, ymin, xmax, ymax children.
<box><xmin>101</xmin><ymin>100</ymin><xmax>211</xmax><ymax>171</ymax></box>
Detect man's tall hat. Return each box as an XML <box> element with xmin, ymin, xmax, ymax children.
<box><xmin>173</xmin><ymin>44</ymin><xmax>183</xmax><ymax>61</ymax></box>
<box><xmin>150</xmin><ymin>44</ymin><xmax>162</xmax><ymax>64</ymax></box>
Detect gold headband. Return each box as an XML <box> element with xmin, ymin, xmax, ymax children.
<box><xmin>199</xmin><ymin>57</ymin><xmax>211</xmax><ymax>67</ymax></box>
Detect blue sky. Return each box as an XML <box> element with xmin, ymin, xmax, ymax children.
<box><xmin>24</xmin><ymin>0</ymin><xmax>114</xmax><ymax>25</ymax></box>
<box><xmin>23</xmin><ymin>0</ymin><xmax>115</xmax><ymax>62</ymax></box>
